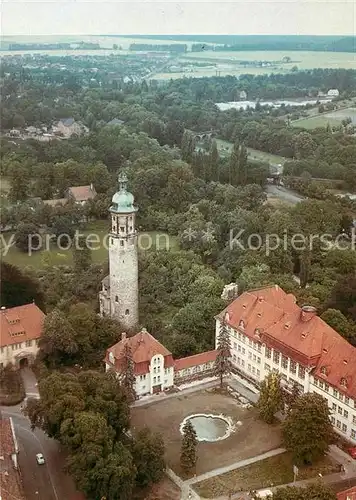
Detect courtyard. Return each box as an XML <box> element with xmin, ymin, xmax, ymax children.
<box><xmin>131</xmin><ymin>388</ymin><xmax>282</xmax><ymax>477</ymax></box>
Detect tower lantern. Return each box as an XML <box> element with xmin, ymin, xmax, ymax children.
<box><xmin>99</xmin><ymin>172</ymin><xmax>139</xmax><ymax>330</ymax></box>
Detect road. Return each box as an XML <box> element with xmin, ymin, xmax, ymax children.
<box><xmin>266</xmin><ymin>184</ymin><xmax>304</xmax><ymax>205</ymax></box>
<box><xmin>1</xmin><ymin>368</ymin><xmax>81</xmax><ymax>500</ymax></box>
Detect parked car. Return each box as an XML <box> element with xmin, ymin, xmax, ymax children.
<box><xmin>348</xmin><ymin>447</ymin><xmax>356</xmax><ymax>459</ymax></box>
<box><xmin>36</xmin><ymin>453</ymin><xmax>45</xmax><ymax>465</ymax></box>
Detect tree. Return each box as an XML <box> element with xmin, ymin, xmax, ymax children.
<box><xmin>72</xmin><ymin>235</ymin><xmax>92</xmax><ymax>273</ymax></box>
<box><xmin>270</xmin><ymin>482</ymin><xmax>336</xmax><ymax>500</ymax></box>
<box><xmin>210</xmin><ymin>139</ymin><xmax>220</xmax><ymax>181</ymax></box>
<box><xmin>238</xmin><ymin>143</ymin><xmax>248</xmax><ymax>185</ymax></box>
<box><xmin>229</xmin><ymin>139</ymin><xmax>239</xmax><ymax>185</ymax></box>
<box><xmin>8</xmin><ymin>163</ymin><xmax>30</xmax><ymax>202</ymax></box>
<box><xmin>132</xmin><ymin>427</ymin><xmax>165</xmax><ymax>488</ymax></box>
<box><xmin>257</xmin><ymin>372</ymin><xmax>284</xmax><ymax>423</ymax></box>
<box><xmin>180</xmin><ymin>420</ymin><xmax>198</xmax><ymax>474</ymax></box>
<box><xmin>0</xmin><ymin>262</ymin><xmax>45</xmax><ymax>309</ymax></box>
<box><xmin>39</xmin><ymin>309</ymin><xmax>79</xmax><ymax>368</ymax></box>
<box><xmin>282</xmin><ymin>393</ymin><xmax>334</xmax><ymax>465</ymax></box>
<box><xmin>120</xmin><ymin>342</ymin><xmax>136</xmax><ymax>402</ymax></box>
<box><xmin>320</xmin><ymin>309</ymin><xmax>356</xmax><ymax>346</ymax></box>
<box><xmin>327</xmin><ymin>273</ymin><xmax>356</xmax><ymax>322</ymax></box>
<box><xmin>283</xmin><ymin>382</ymin><xmax>301</xmax><ymax>415</ymax></box>
<box><xmin>214</xmin><ymin>318</ymin><xmax>232</xmax><ymax>387</ymax></box>
<box><xmin>51</xmin><ymin>216</ymin><xmax>75</xmax><ymax>247</ymax></box>
<box><xmin>14</xmin><ymin>223</ymin><xmax>41</xmax><ymax>253</ymax></box>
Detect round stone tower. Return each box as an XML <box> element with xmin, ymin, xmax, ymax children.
<box><xmin>105</xmin><ymin>172</ymin><xmax>138</xmax><ymax>330</ymax></box>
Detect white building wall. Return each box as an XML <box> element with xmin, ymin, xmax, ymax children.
<box><xmin>215</xmin><ymin>318</ymin><xmax>356</xmax><ymax>443</ymax></box>
<box><xmin>0</xmin><ymin>340</ymin><xmax>40</xmax><ymax>367</ymax></box>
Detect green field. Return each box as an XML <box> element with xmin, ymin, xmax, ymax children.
<box><xmin>292</xmin><ymin>107</ymin><xmax>356</xmax><ymax>130</ymax></box>
<box><xmin>0</xmin><ymin>221</ymin><xmax>178</xmax><ymax>270</ymax></box>
<box><xmin>181</xmin><ymin>50</ymin><xmax>356</xmax><ymax>70</ymax></box>
<box><xmin>216</xmin><ymin>139</ymin><xmax>286</xmax><ymax>166</ymax></box>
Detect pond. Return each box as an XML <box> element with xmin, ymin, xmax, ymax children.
<box><xmin>180</xmin><ymin>413</ymin><xmax>234</xmax><ymax>442</ymax></box>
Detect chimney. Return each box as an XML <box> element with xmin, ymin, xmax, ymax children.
<box><xmin>121</xmin><ymin>332</ymin><xmax>126</xmax><ymax>341</ymax></box>
<box><xmin>301</xmin><ymin>305</ymin><xmax>317</xmax><ymax>322</ymax></box>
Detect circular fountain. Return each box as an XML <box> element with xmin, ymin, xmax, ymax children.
<box><xmin>180</xmin><ymin>413</ymin><xmax>235</xmax><ymax>442</ymax></box>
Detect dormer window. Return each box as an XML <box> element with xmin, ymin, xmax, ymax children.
<box><xmin>239</xmin><ymin>320</ymin><xmax>245</xmax><ymax>329</ymax></box>
<box><xmin>257</xmin><ymin>312</ymin><xmax>262</xmax><ymax>318</ymax></box>
<box><xmin>109</xmin><ymin>352</ymin><xmax>115</xmax><ymax>364</ymax></box>
<box><xmin>340</xmin><ymin>378</ymin><xmax>347</xmax><ymax>388</ymax></box>
<box><xmin>322</xmin><ymin>348</ymin><xmax>328</xmax><ymax>354</ymax></box>
<box><xmin>320</xmin><ymin>366</ymin><xmax>327</xmax><ymax>376</ymax></box>
<box><xmin>224</xmin><ymin>312</ymin><xmax>230</xmax><ymax>323</ymax></box>
<box><xmin>284</xmin><ymin>322</ymin><xmax>291</xmax><ymax>330</ymax></box>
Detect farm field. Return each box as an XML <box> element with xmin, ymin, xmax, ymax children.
<box><xmin>291</xmin><ymin>107</ymin><xmax>356</xmax><ymax>129</ymax></box>
<box><xmin>216</xmin><ymin>138</ymin><xmax>286</xmax><ymax>166</ymax></box>
<box><xmin>0</xmin><ymin>220</ymin><xmax>178</xmax><ymax>269</ymax></box>
<box><xmin>152</xmin><ymin>66</ymin><xmax>288</xmax><ymax>80</ymax></box>
<box><xmin>131</xmin><ymin>388</ymin><xmax>282</xmax><ymax>478</ymax></box>
<box><xmin>180</xmin><ymin>50</ymin><xmax>356</xmax><ymax>70</ymax></box>
<box><xmin>194</xmin><ymin>452</ymin><xmax>339</xmax><ymax>498</ymax></box>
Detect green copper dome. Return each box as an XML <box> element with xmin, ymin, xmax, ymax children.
<box><xmin>110</xmin><ymin>173</ymin><xmax>137</xmax><ymax>213</ymax></box>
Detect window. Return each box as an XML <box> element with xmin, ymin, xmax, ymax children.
<box><xmin>257</xmin><ymin>357</ymin><xmax>261</xmax><ymax>364</ymax></box>
<box><xmin>253</xmin><ymin>354</ymin><xmax>257</xmax><ymax>362</ymax></box>
<box><xmin>252</xmin><ymin>366</ymin><xmax>256</xmax><ymax>374</ymax></box>
<box><xmin>353</xmin><ymin>415</ymin><xmax>356</xmax><ymax>425</ymax></box>
<box><xmin>344</xmin><ymin>410</ymin><xmax>349</xmax><ymax>419</ymax></box>
<box><xmin>338</xmin><ymin>406</ymin><xmax>342</xmax><ymax>415</ymax></box>
<box><xmin>319</xmin><ymin>381</ymin><xmax>324</xmax><ymax>390</ymax></box>
<box><xmin>153</xmin><ymin>377</ymin><xmax>156</xmax><ymax>383</ymax></box>
<box><xmin>125</xmin><ymin>309</ymin><xmax>129</xmax><ymax>315</ymax></box>
<box><xmin>111</xmin><ymin>238</ymin><xmax>114</xmax><ymax>244</ymax></box>
<box><xmin>238</xmin><ymin>345</ymin><xmax>241</xmax><ymax>352</ymax></box>
<box><xmin>239</xmin><ymin>320</ymin><xmax>245</xmax><ymax>329</ymax></box>
<box><xmin>249</xmin><ymin>339</ymin><xmax>252</xmax><ymax>347</ymax></box>
<box><xmin>234</xmin><ymin>342</ymin><xmax>237</xmax><ymax>349</ymax></box>
<box><xmin>281</xmin><ymin>356</ymin><xmax>288</xmax><ymax>370</ymax></box>
<box><xmin>265</xmin><ymin>347</ymin><xmax>272</xmax><ymax>359</ymax></box>
<box><xmin>342</xmin><ymin>423</ymin><xmax>347</xmax><ymax>433</ymax></box>
<box><xmin>352</xmin><ymin>429</ymin><xmax>356</xmax><ymax>439</ymax></box>
<box><xmin>257</xmin><ymin>369</ymin><xmax>260</xmax><ymax>377</ymax></box>
<box><xmin>341</xmin><ymin>378</ymin><xmax>348</xmax><ymax>388</ymax></box>
<box><xmin>25</xmin><ymin>340</ymin><xmax>32</xmax><ymax>347</ymax></box>
<box><xmin>233</xmin><ymin>354</ymin><xmax>236</xmax><ymax>362</ymax></box>
<box><xmin>331</xmin><ymin>416</ymin><xmax>336</xmax><ymax>424</ymax></box>
<box><xmin>120</xmin><ymin>226</ymin><xmax>125</xmax><ymax>232</ymax></box>
<box><xmin>298</xmin><ymin>366</ymin><xmax>305</xmax><ymax>379</ymax></box>
<box><xmin>345</xmin><ymin>396</ymin><xmax>349</xmax><ymax>405</ymax></box>
<box><xmin>337</xmin><ymin>420</ymin><xmax>341</xmax><ymax>429</ymax></box>
<box><xmin>158</xmin><ymin>376</ymin><xmax>161</xmax><ymax>382</ymax></box>
<box><xmin>325</xmin><ymin>383</ymin><xmax>329</xmax><ymax>392</ymax></box>
<box><xmin>339</xmin><ymin>393</ymin><xmax>344</xmax><ymax>402</ymax></box>
<box><xmin>241</xmin><ymin>360</ymin><xmax>245</xmax><ymax>367</ymax></box>
<box><xmin>242</xmin><ymin>348</ymin><xmax>246</xmax><ymax>355</ymax></box>
<box><xmin>248</xmin><ymin>351</ymin><xmax>252</xmax><ymax>360</ymax></box>
<box><xmin>290</xmin><ymin>360</ymin><xmax>297</xmax><ymax>374</ymax></box>
<box><xmin>248</xmin><ymin>364</ymin><xmax>251</xmax><ymax>372</ymax></box>
<box><xmin>153</xmin><ymin>367</ymin><xmax>157</xmax><ymax>374</ymax></box>
<box><xmin>238</xmin><ymin>332</ymin><xmax>242</xmax><ymax>341</ymax></box>
<box><xmin>333</xmin><ymin>389</ymin><xmax>338</xmax><ymax>397</ymax></box>
<box><xmin>321</xmin><ymin>366</ymin><xmax>327</xmax><ymax>375</ymax></box>
<box><xmin>265</xmin><ymin>363</ymin><xmax>271</xmax><ymax>372</ymax></box>
<box><xmin>120</xmin><ymin>240</ymin><xmax>124</xmax><ymax>246</ymax></box>
<box><xmin>115</xmin><ymin>295</ymin><xmax>119</xmax><ymax>302</ymax></box>
<box><xmin>332</xmin><ymin>403</ymin><xmax>337</xmax><ymax>411</ymax></box>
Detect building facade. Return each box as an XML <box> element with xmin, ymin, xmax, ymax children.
<box><xmin>215</xmin><ymin>285</ymin><xmax>356</xmax><ymax>444</ymax></box>
<box><xmin>99</xmin><ymin>173</ymin><xmax>139</xmax><ymax>331</ymax></box>
<box><xmin>0</xmin><ymin>304</ymin><xmax>45</xmax><ymax>368</ymax></box>
<box><xmin>105</xmin><ymin>329</ymin><xmax>175</xmax><ymax>397</ymax></box>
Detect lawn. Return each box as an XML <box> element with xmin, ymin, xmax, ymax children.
<box><xmin>291</xmin><ymin>107</ymin><xmax>356</xmax><ymax>130</ymax></box>
<box><xmin>216</xmin><ymin>139</ymin><xmax>286</xmax><ymax>166</ymax></box>
<box><xmin>194</xmin><ymin>452</ymin><xmax>340</xmax><ymax>498</ymax></box>
<box><xmin>131</xmin><ymin>388</ymin><xmax>282</xmax><ymax>478</ymax></box>
<box><xmin>0</xmin><ymin>220</ymin><xmax>179</xmax><ymax>269</ymax></box>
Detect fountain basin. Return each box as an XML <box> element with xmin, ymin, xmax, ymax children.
<box><xmin>180</xmin><ymin>413</ymin><xmax>235</xmax><ymax>442</ymax></box>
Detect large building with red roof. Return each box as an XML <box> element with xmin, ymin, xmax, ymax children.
<box><xmin>337</xmin><ymin>486</ymin><xmax>356</xmax><ymax>500</ymax></box>
<box><xmin>105</xmin><ymin>329</ymin><xmax>217</xmax><ymax>397</ymax></box>
<box><xmin>215</xmin><ymin>284</ymin><xmax>356</xmax><ymax>444</ymax></box>
<box><xmin>0</xmin><ymin>303</ymin><xmax>45</xmax><ymax>368</ymax></box>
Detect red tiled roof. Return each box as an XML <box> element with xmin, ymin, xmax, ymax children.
<box><xmin>0</xmin><ymin>418</ymin><xmax>16</xmax><ymax>455</ymax></box>
<box><xmin>0</xmin><ymin>304</ymin><xmax>45</xmax><ymax>348</ymax></box>
<box><xmin>106</xmin><ymin>330</ymin><xmax>174</xmax><ymax>375</ymax></box>
<box><xmin>337</xmin><ymin>486</ymin><xmax>356</xmax><ymax>500</ymax></box>
<box><xmin>67</xmin><ymin>185</ymin><xmax>96</xmax><ymax>202</ymax></box>
<box><xmin>174</xmin><ymin>350</ymin><xmax>217</xmax><ymax>371</ymax></box>
<box><xmin>221</xmin><ymin>285</ymin><xmax>356</xmax><ymax>399</ymax></box>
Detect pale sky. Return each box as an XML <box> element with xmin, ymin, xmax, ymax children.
<box><xmin>1</xmin><ymin>0</ymin><xmax>355</xmax><ymax>36</ymax></box>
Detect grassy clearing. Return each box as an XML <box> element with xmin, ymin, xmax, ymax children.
<box><xmin>291</xmin><ymin>107</ymin><xmax>356</xmax><ymax>129</ymax></box>
<box><xmin>180</xmin><ymin>50</ymin><xmax>356</xmax><ymax>70</ymax></box>
<box><xmin>194</xmin><ymin>452</ymin><xmax>339</xmax><ymax>498</ymax></box>
<box><xmin>216</xmin><ymin>139</ymin><xmax>286</xmax><ymax>166</ymax></box>
<box><xmin>0</xmin><ymin>220</ymin><xmax>179</xmax><ymax>270</ymax></box>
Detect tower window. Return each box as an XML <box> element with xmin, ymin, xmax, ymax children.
<box><xmin>120</xmin><ymin>240</ymin><xmax>124</xmax><ymax>246</ymax></box>
<box><xmin>115</xmin><ymin>296</ymin><xmax>119</xmax><ymax>302</ymax></box>
<box><xmin>125</xmin><ymin>309</ymin><xmax>129</xmax><ymax>315</ymax></box>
